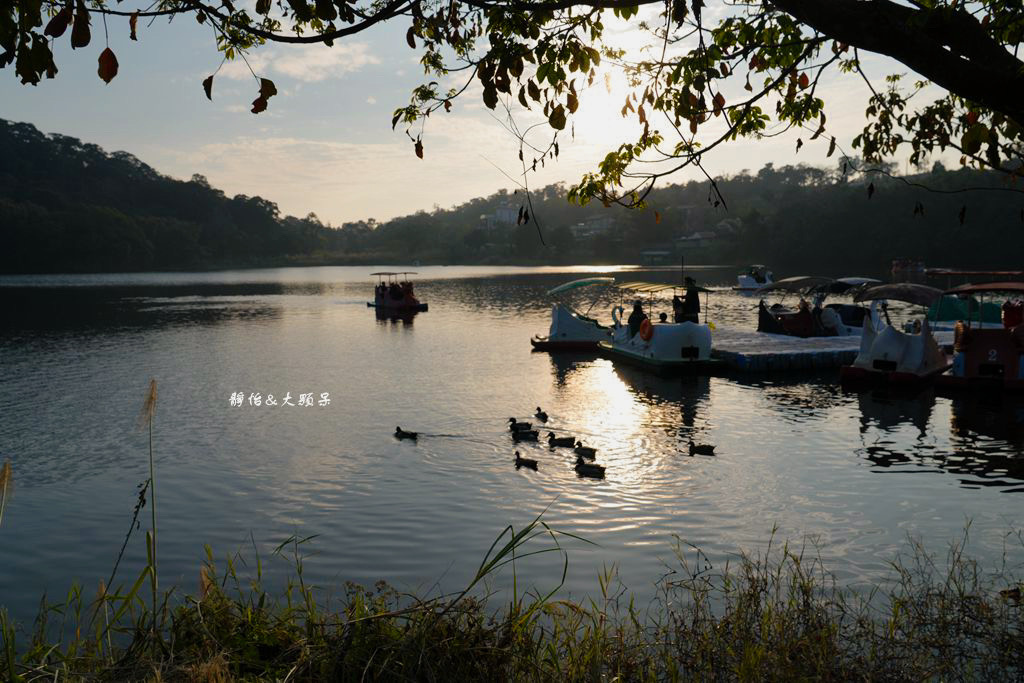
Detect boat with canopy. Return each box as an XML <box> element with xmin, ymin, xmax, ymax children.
<box><xmin>367</xmin><ymin>272</ymin><xmax>428</xmax><ymax>312</ymax></box>
<box><xmin>840</xmin><ymin>283</ymin><xmax>950</xmax><ymax>385</ymax></box>
<box><xmin>530</xmin><ymin>277</ymin><xmax>615</xmax><ymax>351</ymax></box>
<box><xmin>734</xmin><ymin>264</ymin><xmax>774</xmax><ymax>293</ymax></box>
<box><xmin>936</xmin><ymin>281</ymin><xmax>1024</xmax><ymax>391</ymax></box>
<box><xmin>756</xmin><ymin>276</ymin><xmax>881</xmax><ymax>337</ymax></box>
<box><xmin>596</xmin><ymin>280</ymin><xmax>721</xmax><ymax>373</ymax></box>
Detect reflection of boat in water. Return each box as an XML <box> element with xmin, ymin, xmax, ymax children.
<box><xmin>855</xmin><ymin>386</ymin><xmax>935</xmax><ymax>437</ymax></box>
<box><xmin>756</xmin><ymin>276</ymin><xmax>880</xmax><ymax>337</ymax></box>
<box><xmin>597</xmin><ymin>280</ymin><xmax>722</xmax><ymax>374</ymax></box>
<box><xmin>949</xmin><ymin>392</ymin><xmax>1024</xmax><ymax>448</ymax></box>
<box><xmin>367</xmin><ymin>272</ymin><xmax>428</xmax><ymax>312</ymax></box>
<box><xmin>375</xmin><ymin>307</ymin><xmax>419</xmax><ymax>325</ymax></box>
<box><xmin>531</xmin><ymin>277</ymin><xmax>614</xmax><ymax>351</ymax></box>
<box><xmin>734</xmin><ymin>264</ymin><xmax>773</xmax><ymax>293</ymax></box>
<box><xmin>936</xmin><ymin>282</ymin><xmax>1024</xmax><ymax>392</ymax></box>
<box><xmin>841</xmin><ymin>283</ymin><xmax>950</xmax><ymax>385</ymax></box>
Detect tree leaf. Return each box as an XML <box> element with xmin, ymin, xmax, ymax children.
<box><xmin>255</xmin><ymin>0</ymin><xmax>271</xmax><ymax>14</ymax></box>
<box><xmin>713</xmin><ymin>92</ymin><xmax>725</xmax><ymax>116</ymax></box>
<box><xmin>97</xmin><ymin>47</ymin><xmax>118</xmax><ymax>83</ymax></box>
<box><xmin>406</xmin><ymin>26</ymin><xmax>416</xmax><ymax>49</ymax></box>
<box><xmin>202</xmin><ymin>75</ymin><xmax>214</xmax><ymax>100</ymax></box>
<box><xmin>44</xmin><ymin>6</ymin><xmax>73</xmax><ymax>38</ymax></box>
<box><xmin>548</xmin><ymin>104</ymin><xmax>566</xmax><ymax>130</ymax></box>
<box><xmin>958</xmin><ymin>205</ymin><xmax>966</xmax><ymax>225</ymax></box>
<box><xmin>655</xmin><ymin>210</ymin><xmax>661</xmax><ymax>224</ymax></box>
<box><xmin>867</xmin><ymin>182</ymin><xmax>875</xmax><ymax>199</ymax></box>
<box><xmin>252</xmin><ymin>80</ymin><xmax>278</xmax><ymax>114</ymax></box>
<box><xmin>482</xmin><ymin>84</ymin><xmax>498</xmax><ymax>110</ymax></box>
<box><xmin>827</xmin><ymin>137</ymin><xmax>836</xmax><ymax>157</ymax></box>
<box><xmin>798</xmin><ymin>72</ymin><xmax>810</xmax><ymax>89</ymax></box>
<box><xmin>129</xmin><ymin>11</ymin><xmax>139</xmax><ymax>40</ymax></box>
<box><xmin>527</xmin><ymin>80</ymin><xmax>540</xmax><ymax>102</ymax></box>
<box><xmin>315</xmin><ymin>0</ymin><xmax>337</xmax><ymax>21</ymax></box>
<box><xmin>71</xmin><ymin>0</ymin><xmax>91</xmax><ymax>49</ymax></box>
<box><xmin>566</xmin><ymin>92</ymin><xmax>578</xmax><ymax>114</ymax></box>
<box><xmin>414</xmin><ymin>139</ymin><xmax>423</xmax><ymax>159</ymax></box>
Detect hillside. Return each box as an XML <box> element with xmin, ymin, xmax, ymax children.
<box><xmin>2</xmin><ymin>118</ymin><xmax>1023</xmax><ymax>274</ymax></box>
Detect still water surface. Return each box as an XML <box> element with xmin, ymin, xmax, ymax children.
<box><xmin>2</xmin><ymin>266</ymin><xmax>1023</xmax><ymax>625</ymax></box>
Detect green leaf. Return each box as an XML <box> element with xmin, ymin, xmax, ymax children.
<box><xmin>548</xmin><ymin>104</ymin><xmax>566</xmax><ymax>130</ymax></box>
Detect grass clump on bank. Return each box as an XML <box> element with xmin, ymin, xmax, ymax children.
<box><xmin>2</xmin><ymin>523</ymin><xmax>1023</xmax><ymax>681</ymax></box>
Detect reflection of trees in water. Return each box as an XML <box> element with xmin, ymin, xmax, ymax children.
<box><xmin>3</xmin><ymin>284</ymin><xmax>296</xmax><ymax>336</ymax></box>
<box><xmin>855</xmin><ymin>389</ymin><xmax>1024</xmax><ymax>491</ymax></box>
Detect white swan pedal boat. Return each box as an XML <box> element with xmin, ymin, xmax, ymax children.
<box><xmin>840</xmin><ymin>283</ymin><xmax>951</xmax><ymax>385</ymax></box>
<box><xmin>597</xmin><ymin>281</ymin><xmax>723</xmax><ymax>374</ymax></box>
<box><xmin>531</xmin><ymin>277</ymin><xmax>614</xmax><ymax>351</ymax></box>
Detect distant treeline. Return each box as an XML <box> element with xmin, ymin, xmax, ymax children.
<box><xmin>1</xmin><ymin>118</ymin><xmax>1023</xmax><ymax>274</ymax></box>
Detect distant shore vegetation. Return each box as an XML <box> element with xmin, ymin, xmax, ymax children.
<box><xmin>3</xmin><ymin>118</ymin><xmax>1023</xmax><ymax>276</ymax></box>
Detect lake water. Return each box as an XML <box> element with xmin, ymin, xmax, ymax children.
<box><xmin>2</xmin><ymin>265</ymin><xmax>1023</xmax><ymax>625</ymax></box>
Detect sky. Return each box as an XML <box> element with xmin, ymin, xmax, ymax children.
<box><xmin>0</xmin><ymin>5</ymin><xmax>938</xmax><ymax>225</ymax></box>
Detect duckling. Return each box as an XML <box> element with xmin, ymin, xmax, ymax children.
<box><xmin>688</xmin><ymin>441</ymin><xmax>715</xmax><ymax>456</ymax></box>
<box><xmin>395</xmin><ymin>426</ymin><xmax>418</xmax><ymax>440</ymax></box>
<box><xmin>573</xmin><ymin>442</ymin><xmax>597</xmax><ymax>459</ymax></box>
<box><xmin>508</xmin><ymin>417</ymin><xmax>533</xmax><ymax>432</ymax></box>
<box><xmin>547</xmin><ymin>432</ymin><xmax>576</xmax><ymax>448</ymax></box>
<box><xmin>535</xmin><ymin>407</ymin><xmax>549</xmax><ymax>422</ymax></box>
<box><xmin>574</xmin><ymin>455</ymin><xmax>605</xmax><ymax>479</ymax></box>
<box><xmin>512</xmin><ymin>429</ymin><xmax>539</xmax><ymax>442</ymax></box>
<box><xmin>514</xmin><ymin>451</ymin><xmax>538</xmax><ymax>470</ymax></box>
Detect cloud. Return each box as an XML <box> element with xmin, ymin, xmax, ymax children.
<box><xmin>218</xmin><ymin>42</ymin><xmax>379</xmax><ymax>83</ymax></box>
<box><xmin>366</xmin><ymin>96</ymin><xmax>377</xmax><ymax>104</ymax></box>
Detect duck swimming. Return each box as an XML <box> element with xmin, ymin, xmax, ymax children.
<box><xmin>514</xmin><ymin>451</ymin><xmax>538</xmax><ymax>470</ymax></box>
<box><xmin>547</xmin><ymin>432</ymin><xmax>576</xmax><ymax>447</ymax></box>
<box><xmin>535</xmin><ymin>407</ymin><xmax>548</xmax><ymax>422</ymax></box>
<box><xmin>688</xmin><ymin>442</ymin><xmax>715</xmax><ymax>456</ymax></box>
<box><xmin>509</xmin><ymin>418</ymin><xmax>533</xmax><ymax>432</ymax></box>
<box><xmin>573</xmin><ymin>442</ymin><xmax>597</xmax><ymax>459</ymax></box>
<box><xmin>574</xmin><ymin>455</ymin><xmax>605</xmax><ymax>479</ymax></box>
<box><xmin>395</xmin><ymin>426</ymin><xmax>418</xmax><ymax>440</ymax></box>
<box><xmin>512</xmin><ymin>429</ymin><xmax>539</xmax><ymax>442</ymax></box>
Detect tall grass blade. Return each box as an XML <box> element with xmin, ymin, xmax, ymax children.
<box><xmin>0</xmin><ymin>461</ymin><xmax>10</xmax><ymax>529</ymax></box>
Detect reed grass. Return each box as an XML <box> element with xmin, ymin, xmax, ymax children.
<box><xmin>0</xmin><ymin>460</ymin><xmax>10</xmax><ymax>529</ymax></box>
<box><xmin>1</xmin><ymin>521</ymin><xmax>1022</xmax><ymax>681</ymax></box>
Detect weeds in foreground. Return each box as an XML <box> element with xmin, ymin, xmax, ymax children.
<box><xmin>1</xmin><ymin>524</ymin><xmax>1022</xmax><ymax>681</ymax></box>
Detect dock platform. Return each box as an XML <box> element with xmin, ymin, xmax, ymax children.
<box><xmin>710</xmin><ymin>327</ymin><xmax>955</xmax><ymax>373</ymax></box>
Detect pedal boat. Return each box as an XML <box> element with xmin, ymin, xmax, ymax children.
<box><xmin>596</xmin><ymin>281</ymin><xmax>722</xmax><ymax>374</ymax></box>
<box><xmin>530</xmin><ymin>277</ymin><xmax>614</xmax><ymax>351</ymax></box>
<box><xmin>840</xmin><ymin>283</ymin><xmax>950</xmax><ymax>385</ymax></box>
<box><xmin>756</xmin><ymin>276</ymin><xmax>880</xmax><ymax>337</ymax></box>
<box><xmin>936</xmin><ymin>281</ymin><xmax>1024</xmax><ymax>392</ymax></box>
<box><xmin>367</xmin><ymin>271</ymin><xmax>428</xmax><ymax>312</ymax></box>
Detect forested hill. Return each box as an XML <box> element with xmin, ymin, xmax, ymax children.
<box><xmin>2</xmin><ymin>117</ymin><xmax>1024</xmax><ymax>274</ymax></box>
<box><xmin>0</xmin><ymin>119</ymin><xmax>343</xmax><ymax>273</ymax></box>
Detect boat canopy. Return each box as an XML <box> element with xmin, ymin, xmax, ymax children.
<box><xmin>854</xmin><ymin>283</ymin><xmax>943</xmax><ymax>306</ymax></box>
<box><xmin>944</xmin><ymin>281</ymin><xmax>1024</xmax><ymax>295</ymax></box>
<box><xmin>370</xmin><ymin>272</ymin><xmax>418</xmax><ymax>276</ymax></box>
<box><xmin>617</xmin><ymin>281</ymin><xmax>712</xmax><ymax>293</ymax></box>
<box><xmin>826</xmin><ymin>277</ymin><xmax>882</xmax><ymax>293</ymax></box>
<box><xmin>546</xmin><ymin>277</ymin><xmax>615</xmax><ymax>295</ymax></box>
<box><xmin>756</xmin><ymin>276</ymin><xmax>833</xmax><ymax>294</ymax></box>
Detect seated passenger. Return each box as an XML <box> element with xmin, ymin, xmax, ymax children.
<box><xmin>627</xmin><ymin>301</ymin><xmax>648</xmax><ymax>337</ymax></box>
<box><xmin>659</xmin><ymin>312</ymin><xmax>668</xmax><ymax>323</ymax></box>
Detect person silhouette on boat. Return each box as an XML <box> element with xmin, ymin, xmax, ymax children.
<box><xmin>680</xmin><ymin>277</ymin><xmax>700</xmax><ymax>323</ymax></box>
<box><xmin>627</xmin><ymin>300</ymin><xmax>648</xmax><ymax>337</ymax></box>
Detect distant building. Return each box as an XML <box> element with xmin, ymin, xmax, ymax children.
<box><xmin>570</xmin><ymin>215</ymin><xmax>616</xmax><ymax>238</ymax></box>
<box><xmin>479</xmin><ymin>205</ymin><xmax>520</xmax><ymax>230</ymax></box>
<box><xmin>676</xmin><ymin>231</ymin><xmax>718</xmax><ymax>251</ymax></box>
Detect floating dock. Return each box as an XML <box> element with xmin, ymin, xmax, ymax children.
<box><xmin>710</xmin><ymin>327</ymin><xmax>955</xmax><ymax>373</ymax></box>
